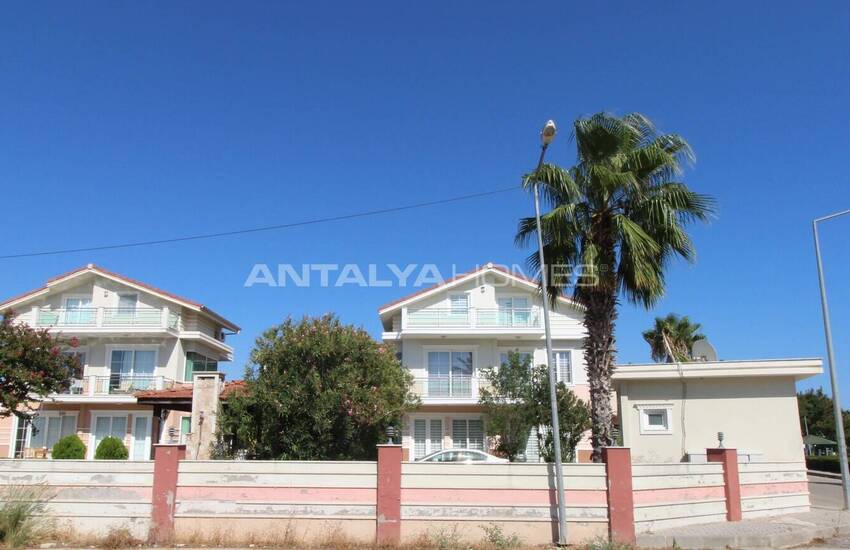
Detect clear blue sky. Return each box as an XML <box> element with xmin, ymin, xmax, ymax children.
<box><xmin>2</xmin><ymin>2</ymin><xmax>849</xmax><ymax>400</ymax></box>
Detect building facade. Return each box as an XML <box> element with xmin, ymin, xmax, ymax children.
<box><xmin>379</xmin><ymin>263</ymin><xmax>593</xmax><ymax>462</ymax></box>
<box><xmin>0</xmin><ymin>264</ymin><xmax>239</xmax><ymax>460</ymax></box>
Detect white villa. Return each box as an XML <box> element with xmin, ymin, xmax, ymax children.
<box><xmin>379</xmin><ymin>262</ymin><xmax>594</xmax><ymax>462</ymax></box>
<box><xmin>0</xmin><ymin>264</ymin><xmax>239</xmax><ymax>460</ymax></box>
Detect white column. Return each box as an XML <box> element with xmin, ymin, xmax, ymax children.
<box><xmin>88</xmin><ymin>375</ymin><xmax>97</xmax><ymax>396</ymax></box>
<box><xmin>400</xmin><ymin>307</ymin><xmax>408</xmax><ymax>330</ymax></box>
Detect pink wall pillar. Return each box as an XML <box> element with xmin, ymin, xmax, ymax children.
<box><xmin>707</xmin><ymin>448</ymin><xmax>742</xmax><ymax>521</ymax></box>
<box><xmin>376</xmin><ymin>444</ymin><xmax>402</xmax><ymax>545</ymax></box>
<box><xmin>150</xmin><ymin>444</ymin><xmax>186</xmax><ymax>543</ymax></box>
<box><xmin>602</xmin><ymin>447</ymin><xmax>636</xmax><ymax>545</ymax></box>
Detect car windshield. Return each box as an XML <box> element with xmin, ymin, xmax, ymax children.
<box><xmin>425</xmin><ymin>450</ymin><xmax>487</xmax><ymax>462</ymax></box>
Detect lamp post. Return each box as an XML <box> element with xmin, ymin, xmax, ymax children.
<box><xmin>531</xmin><ymin>119</ymin><xmax>568</xmax><ymax>545</ymax></box>
<box><xmin>813</xmin><ymin>208</ymin><xmax>850</xmax><ymax>509</ymax></box>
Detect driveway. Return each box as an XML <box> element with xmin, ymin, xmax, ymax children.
<box><xmin>810</xmin><ymin>472</ymin><xmax>845</xmax><ymax>510</ymax></box>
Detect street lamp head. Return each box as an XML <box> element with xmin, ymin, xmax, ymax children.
<box><xmin>540</xmin><ymin>120</ymin><xmax>557</xmax><ymax>145</ymax></box>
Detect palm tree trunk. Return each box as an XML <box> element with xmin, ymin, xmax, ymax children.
<box><xmin>583</xmin><ymin>284</ymin><xmax>618</xmax><ymax>462</ymax></box>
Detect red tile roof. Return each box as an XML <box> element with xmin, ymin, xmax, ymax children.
<box><xmin>377</xmin><ymin>263</ymin><xmax>577</xmax><ymax>313</ymax></box>
<box><xmin>134</xmin><ymin>380</ymin><xmax>246</xmax><ymax>401</ymax></box>
<box><xmin>0</xmin><ymin>264</ymin><xmax>239</xmax><ymax>331</ymax></box>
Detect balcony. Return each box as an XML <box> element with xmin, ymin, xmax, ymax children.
<box><xmin>34</xmin><ymin>307</ymin><xmax>180</xmax><ymax>331</ymax></box>
<box><xmin>406</xmin><ymin>308</ymin><xmax>540</xmax><ymax>329</ymax></box>
<box><xmin>59</xmin><ymin>375</ymin><xmax>177</xmax><ymax>397</ymax></box>
<box><xmin>410</xmin><ymin>376</ymin><xmax>491</xmax><ymax>401</ymax></box>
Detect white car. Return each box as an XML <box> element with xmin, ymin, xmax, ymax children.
<box><xmin>416</xmin><ymin>449</ymin><xmax>509</xmax><ymax>463</ymax></box>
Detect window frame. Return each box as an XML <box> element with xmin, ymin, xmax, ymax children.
<box><xmin>27</xmin><ymin>412</ymin><xmax>78</xmax><ymax>452</ymax></box>
<box><xmin>638</xmin><ymin>405</ymin><xmax>674</xmax><ymax>435</ymax></box>
<box><xmin>88</xmin><ymin>409</ymin><xmax>152</xmax><ymax>460</ymax></box>
<box><xmin>553</xmin><ymin>349</ymin><xmax>575</xmax><ymax>386</ymax></box>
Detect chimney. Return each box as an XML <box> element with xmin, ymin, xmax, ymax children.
<box><xmin>188</xmin><ymin>371</ymin><xmax>225</xmax><ymax>460</ymax></box>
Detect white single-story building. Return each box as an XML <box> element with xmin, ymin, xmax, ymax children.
<box><xmin>613</xmin><ymin>358</ymin><xmax>822</xmax><ymax>463</ymax></box>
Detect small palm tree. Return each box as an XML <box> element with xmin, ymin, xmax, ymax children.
<box><xmin>642</xmin><ymin>313</ymin><xmax>705</xmax><ymax>363</ymax></box>
<box><xmin>516</xmin><ymin>112</ymin><xmax>714</xmax><ymax>460</ymax></box>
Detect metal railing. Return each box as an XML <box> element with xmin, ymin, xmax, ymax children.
<box><xmin>34</xmin><ymin>307</ymin><xmax>179</xmax><ymax>330</ymax></box>
<box><xmin>55</xmin><ymin>375</ymin><xmax>176</xmax><ymax>396</ymax></box>
<box><xmin>410</xmin><ymin>376</ymin><xmax>491</xmax><ymax>399</ymax></box>
<box><xmin>406</xmin><ymin>308</ymin><xmax>540</xmax><ymax>329</ymax></box>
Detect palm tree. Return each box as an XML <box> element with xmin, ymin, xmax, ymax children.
<box><xmin>516</xmin><ymin>112</ymin><xmax>714</xmax><ymax>460</ymax></box>
<box><xmin>642</xmin><ymin>313</ymin><xmax>705</xmax><ymax>363</ymax></box>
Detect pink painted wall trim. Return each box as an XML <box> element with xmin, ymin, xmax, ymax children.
<box><xmin>707</xmin><ymin>448</ymin><xmax>742</xmax><ymax>522</ymax></box>
<box><xmin>740</xmin><ymin>481</ymin><xmax>809</xmax><ymax>497</ymax></box>
<box><xmin>176</xmin><ymin>486</ymin><xmax>376</xmax><ymax>503</ymax></box>
<box><xmin>401</xmin><ymin>488</ymin><xmax>607</xmax><ymax>506</ymax></box>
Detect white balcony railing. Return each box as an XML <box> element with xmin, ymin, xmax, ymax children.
<box><xmin>34</xmin><ymin>307</ymin><xmax>179</xmax><ymax>330</ymax></box>
<box><xmin>406</xmin><ymin>308</ymin><xmax>540</xmax><ymax>329</ymax></box>
<box><xmin>411</xmin><ymin>376</ymin><xmax>491</xmax><ymax>400</ymax></box>
<box><xmin>58</xmin><ymin>375</ymin><xmax>176</xmax><ymax>396</ymax></box>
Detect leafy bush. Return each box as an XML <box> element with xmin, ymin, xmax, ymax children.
<box><xmin>94</xmin><ymin>436</ymin><xmax>128</xmax><ymax>460</ymax></box>
<box><xmin>0</xmin><ymin>485</ymin><xmax>53</xmax><ymax>548</ymax></box>
<box><xmin>480</xmin><ymin>524</ymin><xmax>523</xmax><ymax>549</ymax></box>
<box><xmin>807</xmin><ymin>455</ymin><xmax>841</xmax><ymax>473</ymax></box>
<box><xmin>51</xmin><ymin>434</ymin><xmax>85</xmax><ymax>459</ymax></box>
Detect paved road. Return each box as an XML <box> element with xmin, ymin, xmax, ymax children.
<box><xmin>810</xmin><ymin>472</ymin><xmax>845</xmax><ymax>510</ymax></box>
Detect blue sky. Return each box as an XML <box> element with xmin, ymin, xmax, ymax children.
<box><xmin>1</xmin><ymin>2</ymin><xmax>849</xmax><ymax>400</ymax></box>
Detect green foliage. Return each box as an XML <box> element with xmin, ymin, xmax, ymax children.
<box><xmin>515</xmin><ymin>112</ymin><xmax>714</xmax><ymax>455</ymax></box>
<box><xmin>94</xmin><ymin>436</ymin><xmax>128</xmax><ymax>460</ymax></box>
<box><xmin>216</xmin><ymin>314</ymin><xmax>417</xmax><ymax>460</ymax></box>
<box><xmin>806</xmin><ymin>456</ymin><xmax>842</xmax><ymax>473</ymax></box>
<box><xmin>428</xmin><ymin>525</ymin><xmax>463</xmax><ymax>550</ymax></box>
<box><xmin>0</xmin><ymin>313</ymin><xmax>79</xmax><ymax>423</ymax></box>
<box><xmin>798</xmin><ymin>388</ymin><xmax>850</xmax><ymax>446</ymax></box>
<box><xmin>480</xmin><ymin>351</ymin><xmax>591</xmax><ymax>462</ymax></box>
<box><xmin>480</xmin><ymin>524</ymin><xmax>523</xmax><ymax>549</ymax></box>
<box><xmin>0</xmin><ymin>485</ymin><xmax>53</xmax><ymax>549</ymax></box>
<box><xmin>51</xmin><ymin>434</ymin><xmax>85</xmax><ymax>459</ymax></box>
<box><xmin>642</xmin><ymin>313</ymin><xmax>705</xmax><ymax>363</ymax></box>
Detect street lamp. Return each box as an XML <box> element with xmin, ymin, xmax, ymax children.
<box><xmin>813</xmin><ymin>208</ymin><xmax>850</xmax><ymax>509</ymax></box>
<box><xmin>531</xmin><ymin>119</ymin><xmax>568</xmax><ymax>545</ymax></box>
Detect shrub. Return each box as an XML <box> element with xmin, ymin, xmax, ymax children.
<box><xmin>807</xmin><ymin>455</ymin><xmax>842</xmax><ymax>473</ymax></box>
<box><xmin>94</xmin><ymin>437</ymin><xmax>128</xmax><ymax>460</ymax></box>
<box><xmin>51</xmin><ymin>434</ymin><xmax>85</xmax><ymax>459</ymax></box>
<box><xmin>480</xmin><ymin>524</ymin><xmax>523</xmax><ymax>549</ymax></box>
<box><xmin>0</xmin><ymin>484</ymin><xmax>54</xmax><ymax>548</ymax></box>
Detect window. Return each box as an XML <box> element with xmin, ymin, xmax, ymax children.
<box><xmin>132</xmin><ymin>416</ymin><xmax>151</xmax><ymax>461</ymax></box>
<box><xmin>30</xmin><ymin>415</ymin><xmax>77</xmax><ymax>450</ymax></box>
<box><xmin>555</xmin><ymin>351</ymin><xmax>572</xmax><ymax>384</ymax></box>
<box><xmin>110</xmin><ymin>349</ymin><xmax>156</xmax><ymax>390</ymax></box>
<box><xmin>449</xmin><ymin>294</ymin><xmax>469</xmax><ymax>315</ymax></box>
<box><xmin>64</xmin><ymin>297</ymin><xmax>93</xmax><ymax>325</ymax></box>
<box><xmin>497</xmin><ymin>297</ymin><xmax>529</xmax><ymax>326</ymax></box>
<box><xmin>180</xmin><ymin>416</ymin><xmax>191</xmax><ymax>444</ymax></box>
<box><xmin>413</xmin><ymin>418</ymin><xmax>443</xmax><ymax>459</ymax></box>
<box><xmin>184</xmin><ymin>352</ymin><xmax>218</xmax><ymax>381</ymax></box>
<box><xmin>62</xmin><ymin>351</ymin><xmax>86</xmax><ymax>380</ymax></box>
<box><xmin>499</xmin><ymin>351</ymin><xmax>532</xmax><ymax>368</ymax></box>
<box><xmin>452</xmin><ymin>419</ymin><xmax>484</xmax><ymax>450</ymax></box>
<box><xmin>117</xmin><ymin>293</ymin><xmax>138</xmax><ymax>311</ymax></box>
<box><xmin>427</xmin><ymin>351</ymin><xmax>473</xmax><ymax>397</ymax></box>
<box><xmin>639</xmin><ymin>406</ymin><xmax>673</xmax><ymax>434</ymax></box>
<box><xmin>13</xmin><ymin>418</ymin><xmax>29</xmax><ymax>458</ymax></box>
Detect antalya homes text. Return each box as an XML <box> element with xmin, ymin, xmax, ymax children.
<box><xmin>0</xmin><ymin>263</ymin><xmax>820</xmax><ymax>464</ymax></box>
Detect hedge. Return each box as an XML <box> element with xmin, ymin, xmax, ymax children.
<box><xmin>52</xmin><ymin>434</ymin><xmax>86</xmax><ymax>459</ymax></box>
<box><xmin>94</xmin><ymin>436</ymin><xmax>128</xmax><ymax>460</ymax></box>
<box><xmin>807</xmin><ymin>455</ymin><xmax>842</xmax><ymax>473</ymax></box>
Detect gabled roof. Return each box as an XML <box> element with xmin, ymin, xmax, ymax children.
<box><xmin>377</xmin><ymin>262</ymin><xmax>582</xmax><ymax>315</ymax></box>
<box><xmin>0</xmin><ymin>264</ymin><xmax>240</xmax><ymax>332</ymax></box>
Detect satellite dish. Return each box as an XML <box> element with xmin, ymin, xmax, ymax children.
<box><xmin>692</xmin><ymin>339</ymin><xmax>718</xmax><ymax>362</ymax></box>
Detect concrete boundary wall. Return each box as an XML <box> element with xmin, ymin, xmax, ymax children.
<box><xmin>738</xmin><ymin>461</ymin><xmax>810</xmax><ymax>518</ymax></box>
<box><xmin>400</xmin><ymin>461</ymin><xmax>608</xmax><ymax>545</ymax></box>
<box><xmin>632</xmin><ymin>462</ymin><xmax>727</xmax><ymax>532</ymax></box>
<box><xmin>0</xmin><ymin>459</ymin><xmax>154</xmax><ymax>538</ymax></box>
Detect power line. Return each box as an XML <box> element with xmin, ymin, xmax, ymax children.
<box><xmin>0</xmin><ymin>185</ymin><xmax>521</xmax><ymax>260</ymax></box>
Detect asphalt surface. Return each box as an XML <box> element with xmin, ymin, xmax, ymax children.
<box><xmin>806</xmin><ymin>473</ymin><xmax>850</xmax><ymax>548</ymax></box>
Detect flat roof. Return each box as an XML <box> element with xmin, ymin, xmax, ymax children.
<box><xmin>612</xmin><ymin>358</ymin><xmax>822</xmax><ymax>382</ymax></box>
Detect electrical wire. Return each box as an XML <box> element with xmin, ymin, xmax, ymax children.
<box><xmin>0</xmin><ymin>185</ymin><xmax>521</xmax><ymax>260</ymax></box>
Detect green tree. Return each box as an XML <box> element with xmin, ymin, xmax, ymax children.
<box><xmin>0</xmin><ymin>312</ymin><xmax>79</xmax><ymax>422</ymax></box>
<box><xmin>480</xmin><ymin>351</ymin><xmax>591</xmax><ymax>462</ymax></box>
<box><xmin>216</xmin><ymin>314</ymin><xmax>417</xmax><ymax>460</ymax></box>
<box><xmin>798</xmin><ymin>388</ymin><xmax>850</xmax><ymax>445</ymax></box>
<box><xmin>52</xmin><ymin>434</ymin><xmax>86</xmax><ymax>459</ymax></box>
<box><xmin>516</xmin><ymin>113</ymin><xmax>714</xmax><ymax>459</ymax></box>
<box><xmin>642</xmin><ymin>313</ymin><xmax>705</xmax><ymax>363</ymax></box>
